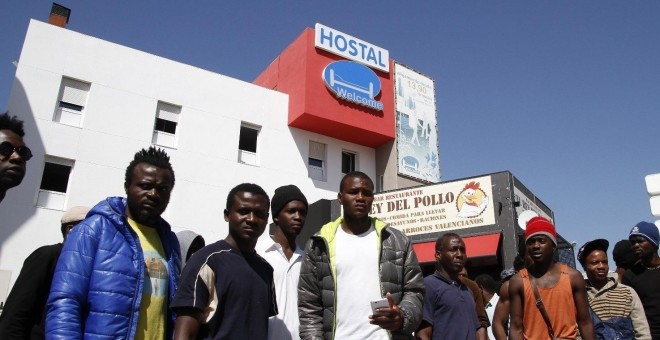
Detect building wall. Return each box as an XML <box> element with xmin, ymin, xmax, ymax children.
<box><xmin>255</xmin><ymin>28</ymin><xmax>427</xmax><ymax>193</ymax></box>
<box><xmin>0</xmin><ymin>20</ymin><xmax>376</xmax><ymax>292</ymax></box>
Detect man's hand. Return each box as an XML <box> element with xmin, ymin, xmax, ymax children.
<box><xmin>369</xmin><ymin>292</ymin><xmax>403</xmax><ymax>331</ymax></box>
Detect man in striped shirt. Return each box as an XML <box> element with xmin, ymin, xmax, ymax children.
<box><xmin>578</xmin><ymin>239</ymin><xmax>650</xmax><ymax>339</ymax></box>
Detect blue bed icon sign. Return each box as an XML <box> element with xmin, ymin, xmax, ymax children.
<box><xmin>401</xmin><ymin>156</ymin><xmax>420</xmax><ymax>173</ymax></box>
<box><xmin>322</xmin><ymin>60</ymin><xmax>384</xmax><ymax>111</ymax></box>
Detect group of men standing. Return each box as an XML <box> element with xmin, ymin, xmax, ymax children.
<box><xmin>0</xmin><ymin>118</ymin><xmax>426</xmax><ymax>340</ymax></box>
<box><xmin>2</xmin><ymin>109</ymin><xmax>660</xmax><ymax>340</ymax></box>
<box><xmin>170</xmin><ymin>170</ymin><xmax>426</xmax><ymax>339</ymax></box>
<box><xmin>420</xmin><ymin>213</ymin><xmax>660</xmax><ymax>340</ymax></box>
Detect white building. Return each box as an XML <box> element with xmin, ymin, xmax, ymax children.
<box><xmin>0</xmin><ymin>19</ymin><xmax>396</xmax><ymax>295</ymax></box>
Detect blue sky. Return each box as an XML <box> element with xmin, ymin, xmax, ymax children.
<box><xmin>1</xmin><ymin>1</ymin><xmax>658</xmax><ymax>258</ymax></box>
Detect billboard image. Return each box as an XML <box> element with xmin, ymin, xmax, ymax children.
<box><xmin>371</xmin><ymin>176</ymin><xmax>495</xmax><ymax>236</ymax></box>
<box><xmin>394</xmin><ymin>63</ymin><xmax>439</xmax><ymax>183</ymax></box>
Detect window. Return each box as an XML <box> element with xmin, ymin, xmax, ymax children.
<box><xmin>152</xmin><ymin>101</ymin><xmax>181</xmax><ymax>148</ymax></box>
<box><xmin>341</xmin><ymin>151</ymin><xmax>357</xmax><ymax>174</ymax></box>
<box><xmin>308</xmin><ymin>141</ymin><xmax>326</xmax><ymax>181</ymax></box>
<box><xmin>155</xmin><ymin>118</ymin><xmax>177</xmax><ymax>134</ymax></box>
<box><xmin>36</xmin><ymin>156</ymin><xmax>74</xmax><ymax>210</ymax></box>
<box><xmin>238</xmin><ymin>123</ymin><xmax>260</xmax><ymax>165</ymax></box>
<box><xmin>54</xmin><ymin>77</ymin><xmax>90</xmax><ymax>127</ymax></box>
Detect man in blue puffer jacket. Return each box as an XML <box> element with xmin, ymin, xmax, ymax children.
<box><xmin>46</xmin><ymin>147</ymin><xmax>181</xmax><ymax>339</ymax></box>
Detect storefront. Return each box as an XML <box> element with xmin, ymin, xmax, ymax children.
<box><xmin>254</xmin><ymin>24</ymin><xmax>575</xmax><ymax>280</ymax></box>
<box><xmin>299</xmin><ymin>171</ymin><xmax>576</xmax><ymax>281</ymax></box>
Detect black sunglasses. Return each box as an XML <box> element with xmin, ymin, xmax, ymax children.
<box><xmin>0</xmin><ymin>141</ymin><xmax>33</xmax><ymax>161</ymax></box>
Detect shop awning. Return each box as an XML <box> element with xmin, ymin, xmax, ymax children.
<box><xmin>412</xmin><ymin>233</ymin><xmax>501</xmax><ymax>263</ymax></box>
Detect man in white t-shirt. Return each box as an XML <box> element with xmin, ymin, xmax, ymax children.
<box><xmin>298</xmin><ymin>171</ymin><xmax>425</xmax><ymax>340</ymax></box>
<box><xmin>256</xmin><ymin>185</ymin><xmax>308</xmax><ymax>340</ymax></box>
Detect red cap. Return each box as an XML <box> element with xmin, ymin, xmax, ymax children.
<box><xmin>524</xmin><ymin>217</ymin><xmax>557</xmax><ymax>246</ymax></box>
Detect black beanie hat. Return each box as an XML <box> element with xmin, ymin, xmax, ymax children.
<box><xmin>271</xmin><ymin>185</ymin><xmax>308</xmax><ymax>216</ymax></box>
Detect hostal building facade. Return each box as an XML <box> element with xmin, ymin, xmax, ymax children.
<box><xmin>0</xmin><ymin>20</ymin><xmax>440</xmax><ymax>296</ymax></box>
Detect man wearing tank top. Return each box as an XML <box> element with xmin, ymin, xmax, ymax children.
<box><xmin>509</xmin><ymin>217</ymin><xmax>594</xmax><ymax>340</ymax></box>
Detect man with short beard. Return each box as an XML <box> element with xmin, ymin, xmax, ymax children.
<box><xmin>623</xmin><ymin>221</ymin><xmax>660</xmax><ymax>338</ymax></box>
<box><xmin>47</xmin><ymin>147</ymin><xmax>181</xmax><ymax>339</ymax></box>
<box><xmin>0</xmin><ymin>112</ymin><xmax>31</xmax><ymax>204</ymax></box>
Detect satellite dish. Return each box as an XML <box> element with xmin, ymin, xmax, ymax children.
<box><xmin>517</xmin><ymin>210</ymin><xmax>538</xmax><ymax>230</ymax></box>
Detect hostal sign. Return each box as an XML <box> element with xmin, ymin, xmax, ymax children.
<box><xmin>315</xmin><ymin>23</ymin><xmax>389</xmax><ymax>72</ymax></box>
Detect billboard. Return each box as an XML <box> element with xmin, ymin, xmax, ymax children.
<box><xmin>394</xmin><ymin>63</ymin><xmax>440</xmax><ymax>183</ymax></box>
<box><xmin>371</xmin><ymin>176</ymin><xmax>495</xmax><ymax>236</ymax></box>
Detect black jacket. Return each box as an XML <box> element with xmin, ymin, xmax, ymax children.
<box><xmin>0</xmin><ymin>243</ymin><xmax>63</xmax><ymax>339</ymax></box>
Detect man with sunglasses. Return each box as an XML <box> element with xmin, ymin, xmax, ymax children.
<box><xmin>0</xmin><ymin>112</ymin><xmax>32</xmax><ymax>203</ymax></box>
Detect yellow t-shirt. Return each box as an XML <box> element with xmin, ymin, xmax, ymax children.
<box><xmin>128</xmin><ymin>217</ymin><xmax>168</xmax><ymax>340</ymax></box>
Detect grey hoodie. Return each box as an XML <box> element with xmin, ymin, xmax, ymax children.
<box><xmin>176</xmin><ymin>230</ymin><xmax>205</xmax><ymax>267</ymax></box>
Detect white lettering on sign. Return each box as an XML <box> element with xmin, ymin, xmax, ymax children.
<box><xmin>315</xmin><ymin>23</ymin><xmax>389</xmax><ymax>73</ymax></box>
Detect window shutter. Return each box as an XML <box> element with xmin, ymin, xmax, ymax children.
<box><xmin>157</xmin><ymin>102</ymin><xmax>180</xmax><ymax>122</ymax></box>
<box><xmin>309</xmin><ymin>141</ymin><xmax>325</xmax><ymax>160</ymax></box>
<box><xmin>60</xmin><ymin>78</ymin><xmax>90</xmax><ymax>106</ymax></box>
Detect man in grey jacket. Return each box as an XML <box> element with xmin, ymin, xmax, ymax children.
<box><xmin>298</xmin><ymin>171</ymin><xmax>424</xmax><ymax>340</ymax></box>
